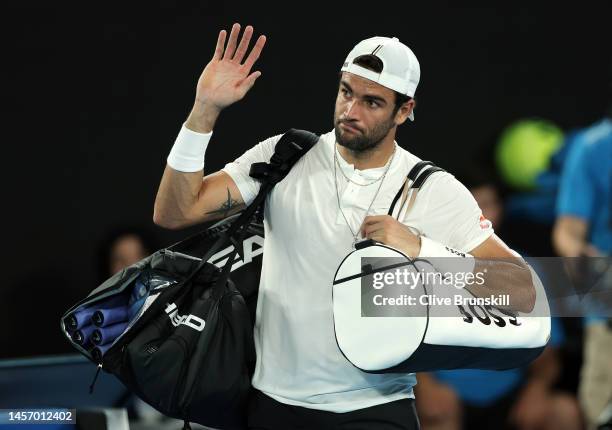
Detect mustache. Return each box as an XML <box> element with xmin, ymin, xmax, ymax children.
<box><xmin>336</xmin><ymin>119</ymin><xmax>363</xmax><ymax>133</ymax></box>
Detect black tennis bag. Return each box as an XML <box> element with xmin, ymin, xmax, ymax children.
<box><xmin>60</xmin><ymin>129</ymin><xmax>319</xmax><ymax>430</ymax></box>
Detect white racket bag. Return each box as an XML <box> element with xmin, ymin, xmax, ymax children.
<box><xmin>332</xmin><ymin>242</ymin><xmax>551</xmax><ymax>373</ymax></box>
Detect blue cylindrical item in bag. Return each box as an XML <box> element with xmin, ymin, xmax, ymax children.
<box><xmin>92</xmin><ymin>306</ymin><xmax>129</xmax><ymax>327</ymax></box>
<box><xmin>128</xmin><ymin>279</ymin><xmax>149</xmax><ymax>320</ymax></box>
<box><xmin>64</xmin><ymin>308</ymin><xmax>96</xmax><ymax>330</ymax></box>
<box><xmin>91</xmin><ymin>343</ymin><xmax>113</xmax><ymax>362</ymax></box>
<box><xmin>92</xmin><ymin>321</ymin><xmax>128</xmax><ymax>346</ymax></box>
<box><xmin>72</xmin><ymin>323</ymin><xmax>96</xmax><ymax>346</ymax></box>
<box><xmin>130</xmin><ymin>279</ymin><xmax>148</xmax><ymax>303</ymax></box>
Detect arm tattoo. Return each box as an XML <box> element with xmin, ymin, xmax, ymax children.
<box><xmin>206</xmin><ymin>188</ymin><xmax>243</xmax><ymax>217</ymax></box>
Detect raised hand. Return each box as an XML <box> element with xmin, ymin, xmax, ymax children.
<box><xmin>195</xmin><ymin>23</ymin><xmax>266</xmax><ymax>111</ymax></box>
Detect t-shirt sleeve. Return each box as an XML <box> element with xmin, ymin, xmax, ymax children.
<box><xmin>556</xmin><ymin>139</ymin><xmax>596</xmax><ymax>220</ymax></box>
<box><xmin>412</xmin><ymin>173</ymin><xmax>495</xmax><ymax>252</ymax></box>
<box><xmin>221</xmin><ymin>134</ymin><xmax>282</xmax><ymax>206</ymax></box>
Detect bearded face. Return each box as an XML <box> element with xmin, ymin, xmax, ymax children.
<box><xmin>334</xmin><ymin>113</ymin><xmax>396</xmax><ymax>153</ymax></box>
<box><xmin>333</xmin><ymin>74</ymin><xmax>399</xmax><ymax>154</ymax></box>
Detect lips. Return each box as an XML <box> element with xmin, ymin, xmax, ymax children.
<box><xmin>340</xmin><ymin>122</ymin><xmax>361</xmax><ymax>133</ymax></box>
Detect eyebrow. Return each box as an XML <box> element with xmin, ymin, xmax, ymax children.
<box><xmin>340</xmin><ymin>80</ymin><xmax>388</xmax><ymax>106</ymax></box>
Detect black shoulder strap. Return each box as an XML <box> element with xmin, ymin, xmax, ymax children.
<box><xmin>249</xmin><ymin>129</ymin><xmax>319</xmax><ymax>184</ymax></box>
<box><xmin>168</xmin><ymin>129</ymin><xmax>318</xmax><ymax>260</ymax></box>
<box><xmin>387</xmin><ymin>161</ymin><xmax>446</xmax><ymax>216</ymax></box>
<box><xmin>248</xmin><ymin>129</ymin><xmax>319</xmax><ymax>224</ymax></box>
<box><xmin>413</xmin><ymin>166</ymin><xmax>445</xmax><ymax>189</ymax></box>
<box><xmin>408</xmin><ymin>161</ymin><xmax>435</xmax><ymax>181</ymax></box>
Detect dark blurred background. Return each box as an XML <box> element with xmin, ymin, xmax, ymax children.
<box><xmin>1</xmin><ymin>2</ymin><xmax>610</xmax><ymax>358</ymax></box>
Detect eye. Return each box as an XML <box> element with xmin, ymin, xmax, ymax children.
<box><xmin>367</xmin><ymin>100</ymin><xmax>380</xmax><ymax>108</ymax></box>
<box><xmin>340</xmin><ymin>88</ymin><xmax>351</xmax><ymax>98</ymax></box>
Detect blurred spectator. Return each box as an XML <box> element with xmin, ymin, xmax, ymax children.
<box><xmin>553</xmin><ymin>117</ymin><xmax>611</xmax><ymax>258</ymax></box>
<box><xmin>553</xmin><ymin>115</ymin><xmax>612</xmax><ymax>430</ymax></box>
<box><xmin>96</xmin><ymin>225</ymin><xmax>158</xmax><ymax>283</ymax></box>
<box><xmin>416</xmin><ymin>173</ymin><xmax>582</xmax><ymax>430</ymax></box>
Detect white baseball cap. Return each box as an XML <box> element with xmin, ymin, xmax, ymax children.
<box><xmin>341</xmin><ymin>36</ymin><xmax>420</xmax><ymax>120</ymax></box>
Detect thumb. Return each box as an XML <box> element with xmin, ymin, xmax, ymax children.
<box><xmin>239</xmin><ymin>70</ymin><xmax>262</xmax><ymax>95</ymax></box>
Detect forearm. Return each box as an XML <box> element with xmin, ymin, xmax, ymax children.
<box><xmin>185</xmin><ymin>101</ymin><xmax>220</xmax><ymax>133</ymax></box>
<box><xmin>417</xmin><ymin>236</ymin><xmax>536</xmax><ymax>313</ymax></box>
<box><xmin>153</xmin><ymin>23</ymin><xmax>265</xmax><ymax>229</ymax></box>
<box><xmin>154</xmin><ymin>166</ymin><xmax>204</xmax><ymax>229</ymax></box>
<box><xmin>553</xmin><ymin>226</ymin><xmax>584</xmax><ymax>257</ymax></box>
<box><xmin>467</xmin><ymin>258</ymin><xmax>536</xmax><ymax>313</ymax></box>
<box><xmin>553</xmin><ymin>216</ymin><xmax>593</xmax><ymax>257</ymax></box>
<box><xmin>154</xmin><ymin>105</ymin><xmax>218</xmax><ymax>229</ymax></box>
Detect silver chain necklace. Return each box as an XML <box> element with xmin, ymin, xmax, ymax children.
<box><xmin>333</xmin><ymin>143</ymin><xmax>397</xmax><ymax>248</ymax></box>
<box><xmin>334</xmin><ymin>150</ymin><xmax>386</xmax><ymax>186</ymax></box>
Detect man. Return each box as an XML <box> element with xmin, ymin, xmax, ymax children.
<box><xmin>154</xmin><ymin>24</ymin><xmax>536</xmax><ymax>430</ymax></box>
<box><xmin>553</xmin><ymin>116</ymin><xmax>612</xmax><ymax>430</ymax></box>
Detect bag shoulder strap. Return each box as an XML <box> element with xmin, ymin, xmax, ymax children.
<box><xmin>408</xmin><ymin>161</ymin><xmax>435</xmax><ymax>181</ymax></box>
<box><xmin>178</xmin><ymin>129</ymin><xmax>319</xmax><ymax>280</ymax></box>
<box><xmin>413</xmin><ymin>166</ymin><xmax>445</xmax><ymax>189</ymax></box>
<box><xmin>201</xmin><ymin>129</ymin><xmax>318</xmax><ymax>289</ymax></box>
<box><xmin>388</xmin><ymin>161</ymin><xmax>446</xmax><ymax>217</ymax></box>
<box><xmin>249</xmin><ymin>129</ymin><xmax>319</xmax><ymax>184</ymax></box>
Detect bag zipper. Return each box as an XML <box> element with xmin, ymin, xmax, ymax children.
<box><xmin>89</xmin><ymin>363</ymin><xmax>103</xmax><ymax>394</ymax></box>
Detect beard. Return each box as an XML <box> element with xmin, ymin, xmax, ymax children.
<box><xmin>334</xmin><ymin>115</ymin><xmax>396</xmax><ymax>153</ymax></box>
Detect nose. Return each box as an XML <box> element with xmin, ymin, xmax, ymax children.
<box><xmin>342</xmin><ymin>99</ymin><xmax>360</xmax><ymax>120</ymax></box>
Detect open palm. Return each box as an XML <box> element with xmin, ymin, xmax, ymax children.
<box><xmin>196</xmin><ymin>24</ymin><xmax>266</xmax><ymax>110</ymax></box>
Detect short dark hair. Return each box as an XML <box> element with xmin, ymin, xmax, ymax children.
<box><xmin>352</xmin><ymin>54</ymin><xmax>412</xmax><ymax>115</ymax></box>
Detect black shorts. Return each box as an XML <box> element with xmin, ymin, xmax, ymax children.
<box><xmin>247</xmin><ymin>389</ymin><xmax>420</xmax><ymax>430</ymax></box>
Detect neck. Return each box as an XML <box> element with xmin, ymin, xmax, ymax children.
<box><xmin>337</xmin><ymin>134</ymin><xmax>397</xmax><ymax>170</ymax></box>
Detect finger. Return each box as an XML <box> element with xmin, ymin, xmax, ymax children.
<box><xmin>360</xmin><ymin>220</ymin><xmax>376</xmax><ymax>236</ymax></box>
<box><xmin>363</xmin><ymin>215</ymin><xmax>389</xmax><ymax>225</ymax></box>
<box><xmin>213</xmin><ymin>29</ymin><xmax>227</xmax><ymax>60</ymax></box>
<box><xmin>361</xmin><ymin>216</ymin><xmax>388</xmax><ymax>235</ymax></box>
<box><xmin>242</xmin><ymin>34</ymin><xmax>266</xmax><ymax>71</ymax></box>
<box><xmin>232</xmin><ymin>25</ymin><xmax>253</xmax><ymax>63</ymax></box>
<box><xmin>362</xmin><ymin>222</ymin><xmax>385</xmax><ymax>237</ymax></box>
<box><xmin>238</xmin><ymin>71</ymin><xmax>262</xmax><ymax>95</ymax></box>
<box><xmin>367</xmin><ymin>231</ymin><xmax>385</xmax><ymax>243</ymax></box>
<box><xmin>222</xmin><ymin>23</ymin><xmax>241</xmax><ymax>60</ymax></box>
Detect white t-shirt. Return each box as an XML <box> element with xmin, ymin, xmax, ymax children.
<box><xmin>222</xmin><ymin>130</ymin><xmax>493</xmax><ymax>412</ymax></box>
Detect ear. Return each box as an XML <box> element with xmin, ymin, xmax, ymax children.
<box><xmin>394</xmin><ymin>99</ymin><xmax>416</xmax><ymax>125</ymax></box>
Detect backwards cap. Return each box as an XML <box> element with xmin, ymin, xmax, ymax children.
<box><xmin>341</xmin><ymin>36</ymin><xmax>420</xmax><ymax>120</ymax></box>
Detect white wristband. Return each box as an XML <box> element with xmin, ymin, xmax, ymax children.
<box><xmin>167</xmin><ymin>124</ymin><xmax>212</xmax><ymax>172</ymax></box>
<box><xmin>418</xmin><ymin>236</ymin><xmax>476</xmax><ymax>275</ymax></box>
